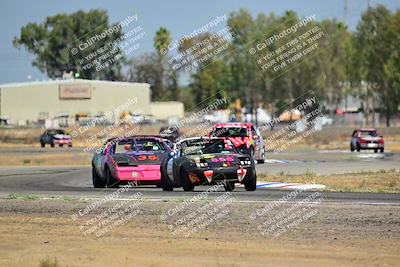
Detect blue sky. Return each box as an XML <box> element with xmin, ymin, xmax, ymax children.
<box><xmin>0</xmin><ymin>0</ymin><xmax>399</xmax><ymax>84</ymax></box>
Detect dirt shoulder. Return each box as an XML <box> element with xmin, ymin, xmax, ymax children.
<box><xmin>0</xmin><ymin>198</ymin><xmax>399</xmax><ymax>267</ymax></box>
<box><xmin>258</xmin><ymin>170</ymin><xmax>400</xmax><ymax>193</ymax></box>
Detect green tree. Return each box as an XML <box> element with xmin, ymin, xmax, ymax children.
<box><xmin>126</xmin><ymin>52</ymin><xmax>163</xmax><ymax>99</ymax></box>
<box><xmin>354</xmin><ymin>5</ymin><xmax>399</xmax><ymax>126</ymax></box>
<box><xmin>154</xmin><ymin>27</ymin><xmax>172</xmax><ymax>56</ymax></box>
<box><xmin>13</xmin><ymin>9</ymin><xmax>123</xmax><ymax>80</ymax></box>
<box><xmin>227</xmin><ymin>9</ymin><xmax>259</xmax><ymax>114</ymax></box>
<box><xmin>383</xmin><ymin>10</ymin><xmax>400</xmax><ymax>126</ymax></box>
<box><xmin>190</xmin><ymin>60</ymin><xmax>231</xmax><ymax>108</ymax></box>
<box><xmin>128</xmin><ymin>27</ymin><xmax>179</xmax><ymax>101</ymax></box>
<box><xmin>316</xmin><ymin>20</ymin><xmax>350</xmax><ymax>115</ymax></box>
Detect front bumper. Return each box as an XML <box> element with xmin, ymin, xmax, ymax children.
<box><xmin>53</xmin><ymin>139</ymin><xmax>72</xmax><ymax>145</ymax></box>
<box><xmin>188</xmin><ymin>166</ymin><xmax>255</xmax><ymax>185</ymax></box>
<box><xmin>359</xmin><ymin>143</ymin><xmax>384</xmax><ymax>149</ymax></box>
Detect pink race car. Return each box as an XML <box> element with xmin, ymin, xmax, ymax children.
<box><xmin>91</xmin><ymin>136</ymin><xmax>172</xmax><ymax>188</ymax></box>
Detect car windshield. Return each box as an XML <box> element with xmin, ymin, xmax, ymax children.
<box><xmin>360</xmin><ymin>131</ymin><xmax>378</xmax><ymax>137</ymax></box>
<box><xmin>114</xmin><ymin>138</ymin><xmax>165</xmax><ymax>153</ymax></box>
<box><xmin>48</xmin><ymin>129</ymin><xmax>65</xmax><ymax>135</ymax></box>
<box><xmin>135</xmin><ymin>139</ymin><xmax>165</xmax><ymax>152</ymax></box>
<box><xmin>211</xmin><ymin>127</ymin><xmax>248</xmax><ymax>137</ymax></box>
<box><xmin>181</xmin><ymin>140</ymin><xmax>235</xmax><ymax>156</ymax></box>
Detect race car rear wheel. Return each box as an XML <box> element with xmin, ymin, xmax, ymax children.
<box><xmin>162</xmin><ymin>183</ymin><xmax>173</xmax><ymax>191</ymax></box>
<box><xmin>181</xmin><ymin>168</ymin><xmax>194</xmax><ymax>192</ymax></box>
<box><xmin>244</xmin><ymin>173</ymin><xmax>257</xmax><ymax>191</ymax></box>
<box><xmin>106</xmin><ymin>167</ymin><xmax>119</xmax><ymax>188</ymax></box>
<box><xmin>162</xmin><ymin>182</ymin><xmax>173</xmax><ymax>191</ymax></box>
<box><xmin>92</xmin><ymin>168</ymin><xmax>106</xmax><ymax>188</ymax></box>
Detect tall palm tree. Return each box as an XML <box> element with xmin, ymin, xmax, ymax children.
<box><xmin>154</xmin><ymin>27</ymin><xmax>172</xmax><ymax>57</ymax></box>
<box><xmin>153</xmin><ymin>27</ymin><xmax>174</xmax><ymax>100</ymax></box>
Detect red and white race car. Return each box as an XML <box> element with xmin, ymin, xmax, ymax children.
<box><xmin>350</xmin><ymin>128</ymin><xmax>384</xmax><ymax>153</ymax></box>
<box><xmin>209</xmin><ymin>123</ymin><xmax>265</xmax><ymax>163</ymax></box>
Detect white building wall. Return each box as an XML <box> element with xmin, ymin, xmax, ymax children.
<box><xmin>150</xmin><ymin>101</ymin><xmax>184</xmax><ymax>120</ymax></box>
<box><xmin>0</xmin><ymin>79</ymin><xmax>150</xmax><ymax>122</ymax></box>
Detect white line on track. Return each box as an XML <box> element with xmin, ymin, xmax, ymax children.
<box><xmin>29</xmin><ymin>196</ymin><xmax>400</xmax><ymax>206</ymax></box>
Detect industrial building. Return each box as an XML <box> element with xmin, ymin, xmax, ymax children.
<box><xmin>150</xmin><ymin>101</ymin><xmax>184</xmax><ymax>121</ymax></box>
<box><xmin>0</xmin><ymin>79</ymin><xmax>184</xmax><ymax>126</ymax></box>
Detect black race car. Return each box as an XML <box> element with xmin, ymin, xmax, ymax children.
<box><xmin>159</xmin><ymin>126</ymin><xmax>181</xmax><ymax>141</ymax></box>
<box><xmin>160</xmin><ymin>137</ymin><xmax>257</xmax><ymax>192</ymax></box>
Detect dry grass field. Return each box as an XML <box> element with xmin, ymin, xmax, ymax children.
<box><xmin>258</xmin><ymin>170</ymin><xmax>400</xmax><ymax>193</ymax></box>
<box><xmin>0</xmin><ymin>199</ymin><xmax>399</xmax><ymax>267</ymax></box>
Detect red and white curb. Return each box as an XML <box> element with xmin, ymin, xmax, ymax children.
<box><xmin>238</xmin><ymin>182</ymin><xmax>326</xmax><ymax>190</ymax></box>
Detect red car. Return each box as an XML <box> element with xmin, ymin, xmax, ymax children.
<box><xmin>209</xmin><ymin>123</ymin><xmax>265</xmax><ymax>163</ymax></box>
<box><xmin>350</xmin><ymin>129</ymin><xmax>384</xmax><ymax>153</ymax></box>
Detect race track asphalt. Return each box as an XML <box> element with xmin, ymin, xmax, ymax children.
<box><xmin>0</xmin><ymin>148</ymin><xmax>399</xmax><ymax>204</ymax></box>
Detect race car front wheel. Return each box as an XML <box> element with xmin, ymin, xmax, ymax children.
<box><xmin>160</xmin><ymin>159</ymin><xmax>174</xmax><ymax>191</ymax></box>
<box><xmin>224</xmin><ymin>181</ymin><xmax>235</xmax><ymax>191</ymax></box>
<box><xmin>244</xmin><ymin>173</ymin><xmax>257</xmax><ymax>191</ymax></box>
<box><xmin>181</xmin><ymin>168</ymin><xmax>194</xmax><ymax>192</ymax></box>
<box><xmin>160</xmin><ymin>170</ymin><xmax>173</xmax><ymax>191</ymax></box>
